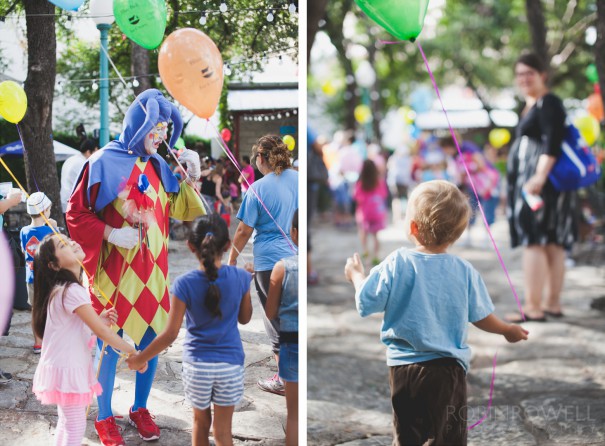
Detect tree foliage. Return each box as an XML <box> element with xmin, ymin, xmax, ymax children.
<box><xmin>311</xmin><ymin>0</ymin><xmax>600</xmax><ymax>131</ymax></box>
<box><xmin>55</xmin><ymin>0</ymin><xmax>298</xmax><ymax>134</ymax></box>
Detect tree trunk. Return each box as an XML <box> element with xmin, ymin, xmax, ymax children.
<box><xmin>22</xmin><ymin>1</ymin><xmax>61</xmax><ymax>224</ymax></box>
<box><xmin>367</xmin><ymin>42</ymin><xmax>382</xmax><ymax>144</ymax></box>
<box><xmin>131</xmin><ymin>43</ymin><xmax>151</xmax><ymax>96</ymax></box>
<box><xmin>525</xmin><ymin>0</ymin><xmax>551</xmax><ymax>81</ymax></box>
<box><xmin>596</xmin><ymin>0</ymin><xmax>605</xmax><ymax>122</ymax></box>
<box><xmin>307</xmin><ymin>0</ymin><xmax>329</xmax><ymax>63</ymax></box>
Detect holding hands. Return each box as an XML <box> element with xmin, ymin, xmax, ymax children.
<box><xmin>126</xmin><ymin>351</ymin><xmax>148</xmax><ymax>373</ymax></box>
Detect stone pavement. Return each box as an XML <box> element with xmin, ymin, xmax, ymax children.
<box><xmin>0</xmin><ymin>235</ymin><xmax>287</xmax><ymax>445</ymax></box>
<box><xmin>308</xmin><ymin>216</ymin><xmax>605</xmax><ymax>446</ymax></box>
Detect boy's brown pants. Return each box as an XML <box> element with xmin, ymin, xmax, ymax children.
<box><xmin>389</xmin><ymin>358</ymin><xmax>467</xmax><ymax>446</ymax></box>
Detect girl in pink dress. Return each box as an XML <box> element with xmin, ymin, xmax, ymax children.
<box><xmin>353</xmin><ymin>159</ymin><xmax>388</xmax><ymax>265</ymax></box>
<box><xmin>31</xmin><ymin>234</ymin><xmax>146</xmax><ymax>446</ymax></box>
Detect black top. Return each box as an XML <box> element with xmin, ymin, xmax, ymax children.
<box><xmin>200</xmin><ymin>175</ymin><xmax>216</xmax><ymax>196</ymax></box>
<box><xmin>515</xmin><ymin>93</ymin><xmax>566</xmax><ymax>159</ymax></box>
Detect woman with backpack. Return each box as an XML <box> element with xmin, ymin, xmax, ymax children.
<box><xmin>506</xmin><ymin>53</ymin><xmax>577</xmax><ymax>323</ymax></box>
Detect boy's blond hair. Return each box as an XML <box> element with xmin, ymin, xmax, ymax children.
<box><xmin>409</xmin><ymin>180</ymin><xmax>471</xmax><ymax>247</ymax></box>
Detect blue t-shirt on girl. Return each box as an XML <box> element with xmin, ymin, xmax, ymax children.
<box><xmin>171</xmin><ymin>266</ymin><xmax>252</xmax><ymax>365</ymax></box>
<box><xmin>356</xmin><ymin>248</ymin><xmax>495</xmax><ymax>373</ymax></box>
<box><xmin>236</xmin><ymin>169</ymin><xmax>298</xmax><ymax>271</ymax></box>
<box><xmin>20</xmin><ymin>225</ymin><xmax>55</xmax><ymax>284</ymax></box>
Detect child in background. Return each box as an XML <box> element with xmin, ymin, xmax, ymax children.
<box><xmin>215</xmin><ymin>189</ymin><xmax>233</xmax><ymax>228</ymax></box>
<box><xmin>127</xmin><ymin>215</ymin><xmax>253</xmax><ymax>446</ymax></box>
<box><xmin>266</xmin><ymin>209</ymin><xmax>299</xmax><ymax>446</ymax></box>
<box><xmin>345</xmin><ymin>180</ymin><xmax>529</xmax><ymax>445</ymax></box>
<box><xmin>20</xmin><ymin>192</ymin><xmax>58</xmax><ymax>353</ymax></box>
<box><xmin>32</xmin><ymin>234</ymin><xmax>145</xmax><ymax>446</ymax></box>
<box><xmin>353</xmin><ymin>159</ymin><xmax>388</xmax><ymax>265</ymax></box>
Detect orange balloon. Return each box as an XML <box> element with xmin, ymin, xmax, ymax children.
<box><xmin>587</xmin><ymin>92</ymin><xmax>604</xmax><ymax>122</ymax></box>
<box><xmin>158</xmin><ymin>28</ymin><xmax>223</xmax><ymax>119</ymax></box>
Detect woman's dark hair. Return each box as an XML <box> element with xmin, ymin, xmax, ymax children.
<box><xmin>252</xmin><ymin>135</ymin><xmax>292</xmax><ymax>175</ymax></box>
<box><xmin>292</xmin><ymin>209</ymin><xmax>298</xmax><ymax>231</ymax></box>
<box><xmin>516</xmin><ymin>53</ymin><xmax>546</xmax><ymax>73</ymax></box>
<box><xmin>188</xmin><ymin>214</ymin><xmax>230</xmax><ymax>319</ymax></box>
<box><xmin>32</xmin><ymin>234</ymin><xmax>82</xmax><ymax>339</ymax></box>
<box><xmin>359</xmin><ymin>159</ymin><xmax>379</xmax><ymax>191</ymax></box>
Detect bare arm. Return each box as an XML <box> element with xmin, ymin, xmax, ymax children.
<box><xmin>127</xmin><ymin>295</ymin><xmax>186</xmax><ymax>370</ymax></box>
<box><xmin>74</xmin><ymin>304</ymin><xmax>136</xmax><ymax>354</ymax></box>
<box><xmin>238</xmin><ymin>290</ymin><xmax>253</xmax><ymax>324</ymax></box>
<box><xmin>265</xmin><ymin>261</ymin><xmax>285</xmax><ymax>320</ymax></box>
<box><xmin>228</xmin><ymin>221</ymin><xmax>254</xmax><ymax>265</ymax></box>
<box><xmin>0</xmin><ymin>192</ymin><xmax>21</xmax><ymax>214</ymax></box>
<box><xmin>472</xmin><ymin>313</ymin><xmax>529</xmax><ymax>343</ymax></box>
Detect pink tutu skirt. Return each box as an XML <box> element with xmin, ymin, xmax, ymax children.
<box><xmin>33</xmin><ymin>363</ymin><xmax>103</xmax><ymax>406</ymax></box>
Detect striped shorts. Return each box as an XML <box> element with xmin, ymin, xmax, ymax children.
<box><xmin>182</xmin><ymin>361</ymin><xmax>245</xmax><ymax>410</ymax></box>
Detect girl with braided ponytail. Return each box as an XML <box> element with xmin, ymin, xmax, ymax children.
<box><xmin>128</xmin><ymin>214</ymin><xmax>253</xmax><ymax>446</ymax></box>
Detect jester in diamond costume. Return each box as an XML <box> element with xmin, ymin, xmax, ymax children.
<box><xmin>66</xmin><ymin>89</ymin><xmax>205</xmax><ymax>442</ymax></box>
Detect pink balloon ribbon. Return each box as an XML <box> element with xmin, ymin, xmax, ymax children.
<box><xmin>207</xmin><ymin>119</ymin><xmax>297</xmax><ymax>254</ymax></box>
<box><xmin>468</xmin><ymin>352</ymin><xmax>498</xmax><ymax>430</ymax></box>
<box><xmin>416</xmin><ymin>41</ymin><xmax>525</xmax><ymax>322</ymax></box>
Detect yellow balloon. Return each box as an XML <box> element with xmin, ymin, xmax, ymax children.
<box><xmin>398</xmin><ymin>106</ymin><xmax>416</xmax><ymax>124</ymax></box>
<box><xmin>354</xmin><ymin>104</ymin><xmax>372</xmax><ymax>124</ymax></box>
<box><xmin>488</xmin><ymin>128</ymin><xmax>511</xmax><ymax>149</ymax></box>
<box><xmin>321</xmin><ymin>81</ymin><xmax>336</xmax><ymax>97</ymax></box>
<box><xmin>0</xmin><ymin>81</ymin><xmax>27</xmax><ymax>123</ymax></box>
<box><xmin>574</xmin><ymin>115</ymin><xmax>601</xmax><ymax>146</ymax></box>
<box><xmin>283</xmin><ymin>134</ymin><xmax>296</xmax><ymax>151</ymax></box>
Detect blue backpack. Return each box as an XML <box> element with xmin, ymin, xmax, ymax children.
<box><xmin>548</xmin><ymin>121</ymin><xmax>601</xmax><ymax>191</ymax></box>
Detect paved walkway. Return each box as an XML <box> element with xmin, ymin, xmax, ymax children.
<box><xmin>308</xmin><ymin>215</ymin><xmax>605</xmax><ymax>445</ymax></box>
<box><xmin>0</xmin><ymin>231</ymin><xmax>287</xmax><ymax>445</ymax></box>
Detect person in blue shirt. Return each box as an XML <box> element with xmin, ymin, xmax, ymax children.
<box><xmin>127</xmin><ymin>214</ymin><xmax>253</xmax><ymax>446</ymax></box>
<box><xmin>20</xmin><ymin>192</ymin><xmax>57</xmax><ymax>353</ymax></box>
<box><xmin>345</xmin><ymin>180</ymin><xmax>529</xmax><ymax>445</ymax></box>
<box><xmin>228</xmin><ymin>135</ymin><xmax>298</xmax><ymax>396</ymax></box>
<box><xmin>266</xmin><ymin>209</ymin><xmax>299</xmax><ymax>445</ymax></box>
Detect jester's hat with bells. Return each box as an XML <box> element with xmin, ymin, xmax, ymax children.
<box><xmin>81</xmin><ymin>89</ymin><xmax>183</xmax><ymax>213</ymax></box>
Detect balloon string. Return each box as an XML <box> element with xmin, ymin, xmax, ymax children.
<box><xmin>416</xmin><ymin>41</ymin><xmax>525</xmax><ymax>321</ymax></box>
<box><xmin>467</xmin><ymin>352</ymin><xmax>498</xmax><ymax>430</ymax></box>
<box><xmin>378</xmin><ymin>39</ymin><xmax>406</xmax><ymax>45</ymax></box>
<box><xmin>0</xmin><ymin>156</ymin><xmax>115</xmax><ymax>309</ymax></box>
<box><xmin>206</xmin><ymin>119</ymin><xmax>296</xmax><ymax>253</ymax></box>
<box><xmin>15</xmin><ymin>123</ymin><xmax>41</xmax><ymax>192</ymax></box>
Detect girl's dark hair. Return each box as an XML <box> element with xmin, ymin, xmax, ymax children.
<box><xmin>242</xmin><ymin>155</ymin><xmax>251</xmax><ymax>164</ymax></box>
<box><xmin>252</xmin><ymin>135</ymin><xmax>292</xmax><ymax>175</ymax></box>
<box><xmin>188</xmin><ymin>214</ymin><xmax>230</xmax><ymax>319</ymax></box>
<box><xmin>359</xmin><ymin>159</ymin><xmax>379</xmax><ymax>191</ymax></box>
<box><xmin>516</xmin><ymin>53</ymin><xmax>546</xmax><ymax>73</ymax></box>
<box><xmin>32</xmin><ymin>234</ymin><xmax>82</xmax><ymax>339</ymax></box>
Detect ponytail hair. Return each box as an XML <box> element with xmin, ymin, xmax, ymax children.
<box><xmin>32</xmin><ymin>234</ymin><xmax>82</xmax><ymax>339</ymax></box>
<box><xmin>188</xmin><ymin>214</ymin><xmax>230</xmax><ymax>319</ymax></box>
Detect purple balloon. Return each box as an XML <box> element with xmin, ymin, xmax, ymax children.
<box><xmin>0</xmin><ymin>232</ymin><xmax>14</xmax><ymax>334</ymax></box>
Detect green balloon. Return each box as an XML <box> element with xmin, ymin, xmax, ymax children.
<box><xmin>586</xmin><ymin>64</ymin><xmax>599</xmax><ymax>84</ymax></box>
<box><xmin>114</xmin><ymin>0</ymin><xmax>167</xmax><ymax>50</ymax></box>
<box><xmin>354</xmin><ymin>0</ymin><xmax>430</xmax><ymax>42</ymax></box>
<box><xmin>174</xmin><ymin>137</ymin><xmax>185</xmax><ymax>149</ymax></box>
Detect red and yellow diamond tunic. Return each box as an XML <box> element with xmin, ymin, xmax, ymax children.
<box><xmin>68</xmin><ymin>158</ymin><xmax>205</xmax><ymax>345</ymax></box>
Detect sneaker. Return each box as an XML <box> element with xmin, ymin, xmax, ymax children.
<box><xmin>33</xmin><ymin>345</ymin><xmax>42</xmax><ymax>354</ymax></box>
<box><xmin>257</xmin><ymin>373</ymin><xmax>285</xmax><ymax>396</ymax></box>
<box><xmin>129</xmin><ymin>407</ymin><xmax>160</xmax><ymax>441</ymax></box>
<box><xmin>0</xmin><ymin>369</ymin><xmax>13</xmax><ymax>384</ymax></box>
<box><xmin>95</xmin><ymin>416</ymin><xmax>125</xmax><ymax>446</ymax></box>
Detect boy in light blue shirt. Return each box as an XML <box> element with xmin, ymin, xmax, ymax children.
<box><xmin>345</xmin><ymin>180</ymin><xmax>528</xmax><ymax>445</ymax></box>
